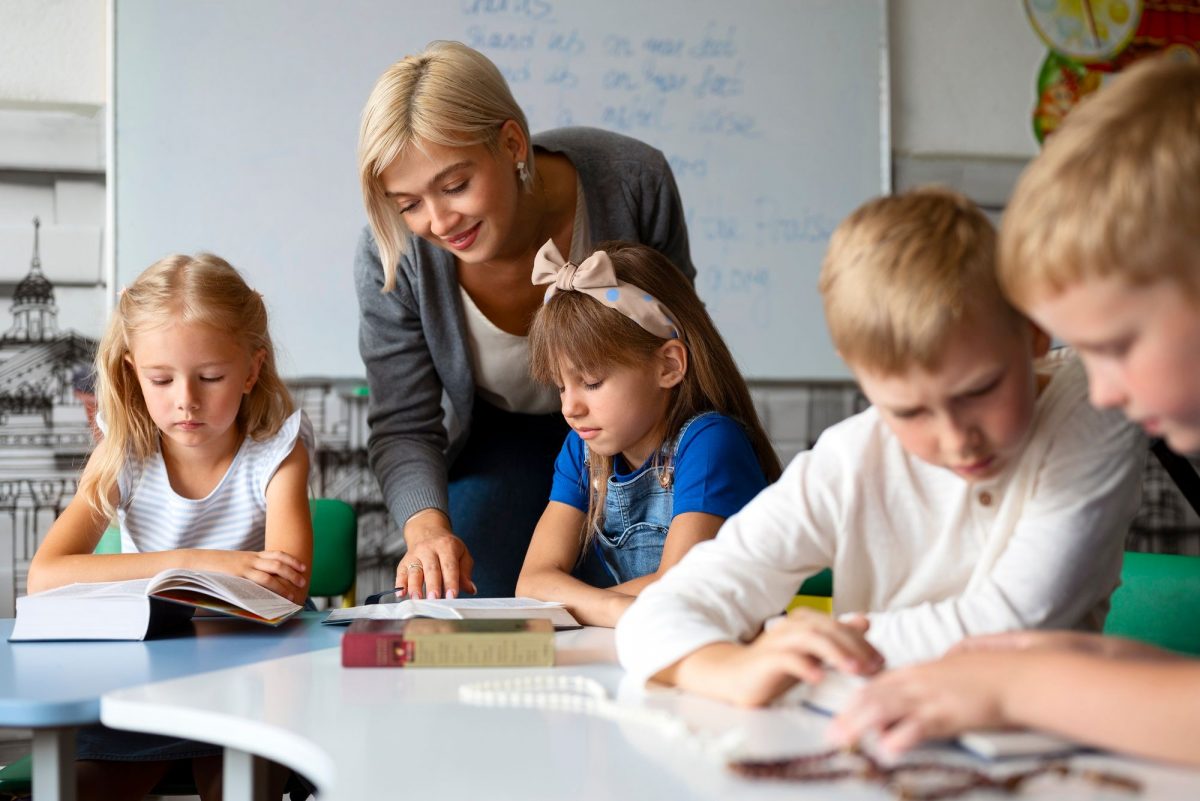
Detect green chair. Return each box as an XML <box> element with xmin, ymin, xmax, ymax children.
<box><xmin>308</xmin><ymin>497</ymin><xmax>358</xmax><ymax>607</ymax></box>
<box><xmin>788</xmin><ymin>568</ymin><xmax>834</xmax><ymax>614</ymax></box>
<box><xmin>94</xmin><ymin>525</ymin><xmax>121</xmax><ymax>554</ymax></box>
<box><xmin>1103</xmin><ymin>551</ymin><xmax>1200</xmax><ymax>655</ymax></box>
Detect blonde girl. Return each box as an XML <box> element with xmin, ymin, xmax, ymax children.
<box><xmin>515</xmin><ymin>240</ymin><xmax>780</xmax><ymax>627</ymax></box>
<box><xmin>358</xmin><ymin>40</ymin><xmax>695</xmax><ymax>600</ymax></box>
<box><xmin>28</xmin><ymin>253</ymin><xmax>312</xmax><ymax>801</ymax></box>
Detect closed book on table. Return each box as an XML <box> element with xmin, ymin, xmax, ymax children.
<box><xmin>341</xmin><ymin>618</ymin><xmax>555</xmax><ymax>668</ymax></box>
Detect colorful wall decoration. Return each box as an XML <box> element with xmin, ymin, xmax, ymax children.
<box><xmin>1025</xmin><ymin>0</ymin><xmax>1200</xmax><ymax>141</ymax></box>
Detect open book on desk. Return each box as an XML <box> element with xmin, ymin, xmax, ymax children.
<box><xmin>324</xmin><ymin>596</ymin><xmax>582</xmax><ymax>631</ymax></box>
<box><xmin>799</xmin><ymin>671</ymin><xmax>1080</xmax><ymax>761</ymax></box>
<box><xmin>10</xmin><ymin>568</ymin><xmax>302</xmax><ymax>642</ymax></box>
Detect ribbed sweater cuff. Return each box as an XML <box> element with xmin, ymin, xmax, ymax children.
<box><xmin>391</xmin><ymin>488</ymin><xmax>450</xmax><ymax>538</ymax></box>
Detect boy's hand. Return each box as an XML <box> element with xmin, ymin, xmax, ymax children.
<box><xmin>667</xmin><ymin>609</ymin><xmax>884</xmax><ymax>707</ymax></box>
<box><xmin>829</xmin><ymin>651</ymin><xmax>1012</xmax><ymax>759</ymax></box>
<box><xmin>199</xmin><ymin>549</ymin><xmax>308</xmax><ymax>604</ymax></box>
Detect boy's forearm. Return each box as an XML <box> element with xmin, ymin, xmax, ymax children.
<box><xmin>1001</xmin><ymin>652</ymin><xmax>1200</xmax><ymax>766</ymax></box>
<box><xmin>654</xmin><ymin>641</ymin><xmax>742</xmax><ymax>695</ymax></box>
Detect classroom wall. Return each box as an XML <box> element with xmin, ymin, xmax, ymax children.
<box><xmin>0</xmin><ymin>0</ymin><xmax>107</xmax><ymax>338</ymax></box>
<box><xmin>891</xmin><ymin>0</ymin><xmax>1046</xmax><ymax>159</ymax></box>
<box><xmin>0</xmin><ymin>0</ymin><xmax>106</xmax><ymax>107</ymax></box>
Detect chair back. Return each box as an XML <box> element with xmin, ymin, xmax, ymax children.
<box><xmin>309</xmin><ymin>497</ymin><xmax>358</xmax><ymax>605</ymax></box>
<box><xmin>789</xmin><ymin>568</ymin><xmax>834</xmax><ymax>614</ymax></box>
<box><xmin>1104</xmin><ymin>551</ymin><xmax>1200</xmax><ymax>655</ymax></box>
<box><xmin>94</xmin><ymin>526</ymin><xmax>121</xmax><ymax>554</ymax></box>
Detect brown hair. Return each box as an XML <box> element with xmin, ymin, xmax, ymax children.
<box><xmin>820</xmin><ymin>186</ymin><xmax>1023</xmax><ymax>375</ymax></box>
<box><xmin>529</xmin><ymin>242</ymin><xmax>781</xmax><ymax>546</ymax></box>
<box><xmin>999</xmin><ymin>56</ymin><xmax>1200</xmax><ymax>307</ymax></box>
<box><xmin>80</xmin><ymin>253</ymin><xmax>294</xmax><ymax>522</ymax></box>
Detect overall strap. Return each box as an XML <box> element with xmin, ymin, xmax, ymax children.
<box><xmin>654</xmin><ymin>412</ymin><xmax>724</xmax><ymax>490</ymax></box>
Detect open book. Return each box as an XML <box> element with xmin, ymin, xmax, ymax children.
<box><xmin>799</xmin><ymin>671</ymin><xmax>1079</xmax><ymax>760</ymax></box>
<box><xmin>10</xmin><ymin>568</ymin><xmax>302</xmax><ymax>642</ymax></box>
<box><xmin>323</xmin><ymin>596</ymin><xmax>582</xmax><ymax>631</ymax></box>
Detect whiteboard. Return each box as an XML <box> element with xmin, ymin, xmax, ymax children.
<box><xmin>114</xmin><ymin>0</ymin><xmax>887</xmax><ymax>379</ymax></box>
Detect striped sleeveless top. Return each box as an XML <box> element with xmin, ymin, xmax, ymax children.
<box><xmin>115</xmin><ymin>410</ymin><xmax>314</xmax><ymax>554</ymax></box>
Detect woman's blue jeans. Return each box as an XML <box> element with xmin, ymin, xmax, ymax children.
<box><xmin>447</xmin><ymin>398</ymin><xmax>569</xmax><ymax>597</ymax></box>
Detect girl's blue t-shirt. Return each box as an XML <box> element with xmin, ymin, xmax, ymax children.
<box><xmin>549</xmin><ymin>413</ymin><xmax>768</xmax><ymax>519</ymax></box>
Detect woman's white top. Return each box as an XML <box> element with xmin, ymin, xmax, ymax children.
<box><xmin>616</xmin><ymin>350</ymin><xmax>1148</xmax><ymax>681</ymax></box>
<box><xmin>116</xmin><ymin>410</ymin><xmax>314</xmax><ymax>554</ymax></box>
<box><xmin>459</xmin><ymin>177</ymin><xmax>591</xmax><ymax>415</ymax></box>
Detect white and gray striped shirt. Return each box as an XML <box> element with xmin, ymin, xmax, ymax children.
<box><xmin>115</xmin><ymin>410</ymin><xmax>314</xmax><ymax>554</ymax></box>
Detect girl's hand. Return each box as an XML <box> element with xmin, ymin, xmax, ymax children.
<box><xmin>199</xmin><ymin>549</ymin><xmax>309</xmax><ymax>604</ymax></box>
<box><xmin>397</xmin><ymin>511</ymin><xmax>476</xmax><ymax>599</ymax></box>
<box><xmin>951</xmin><ymin>630</ymin><xmax>1178</xmax><ymax>661</ymax></box>
<box><xmin>667</xmin><ymin>609</ymin><xmax>884</xmax><ymax>707</ymax></box>
<box><xmin>829</xmin><ymin>651</ymin><xmax>1013</xmax><ymax>759</ymax></box>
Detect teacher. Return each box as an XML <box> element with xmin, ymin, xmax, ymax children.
<box><xmin>355</xmin><ymin>41</ymin><xmax>696</xmax><ymax>598</ymax></box>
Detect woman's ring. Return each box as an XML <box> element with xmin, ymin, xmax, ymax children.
<box><xmin>406</xmin><ymin>561</ymin><xmax>423</xmax><ymax>572</ymax></box>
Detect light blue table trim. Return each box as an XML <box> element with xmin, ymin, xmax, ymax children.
<box><xmin>0</xmin><ymin>611</ymin><xmax>342</xmax><ymax>727</ymax></box>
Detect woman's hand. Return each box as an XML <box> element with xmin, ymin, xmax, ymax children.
<box><xmin>662</xmin><ymin>609</ymin><xmax>884</xmax><ymax>707</ymax></box>
<box><xmin>196</xmin><ymin>549</ymin><xmax>309</xmax><ymax>604</ymax></box>
<box><xmin>397</xmin><ymin>509</ymin><xmax>476</xmax><ymax>599</ymax></box>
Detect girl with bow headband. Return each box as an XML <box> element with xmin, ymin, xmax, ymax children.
<box><xmin>515</xmin><ymin>240</ymin><xmax>780</xmax><ymax>627</ymax></box>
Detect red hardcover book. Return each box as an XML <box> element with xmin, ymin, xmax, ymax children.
<box><xmin>341</xmin><ymin>617</ymin><xmax>555</xmax><ymax>667</ymax></box>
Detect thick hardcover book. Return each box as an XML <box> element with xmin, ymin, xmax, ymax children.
<box><xmin>341</xmin><ymin>618</ymin><xmax>556</xmax><ymax>668</ymax></box>
<box><xmin>10</xmin><ymin>568</ymin><xmax>302</xmax><ymax>642</ymax></box>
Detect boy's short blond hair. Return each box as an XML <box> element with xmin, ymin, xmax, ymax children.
<box><xmin>999</xmin><ymin>56</ymin><xmax>1200</xmax><ymax>307</ymax></box>
<box><xmin>820</xmin><ymin>187</ymin><xmax>1021</xmax><ymax>375</ymax></box>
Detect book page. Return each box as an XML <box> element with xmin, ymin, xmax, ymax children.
<box><xmin>325</xmin><ymin>597</ymin><xmax>580</xmax><ymax>629</ymax></box>
<box><xmin>147</xmin><ymin>568</ymin><xmax>299</xmax><ymax>622</ymax></box>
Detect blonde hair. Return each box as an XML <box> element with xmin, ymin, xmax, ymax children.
<box><xmin>358</xmin><ymin>40</ymin><xmax>534</xmax><ymax>291</ymax></box>
<box><xmin>999</xmin><ymin>56</ymin><xmax>1200</xmax><ymax>307</ymax></box>
<box><xmin>529</xmin><ymin>242</ymin><xmax>781</xmax><ymax>547</ymax></box>
<box><xmin>80</xmin><ymin>253</ymin><xmax>294</xmax><ymax>522</ymax></box>
<box><xmin>820</xmin><ymin>187</ymin><xmax>1023</xmax><ymax>375</ymax></box>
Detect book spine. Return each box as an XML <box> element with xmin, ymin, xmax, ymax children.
<box><xmin>341</xmin><ymin>631</ymin><xmax>408</xmax><ymax>667</ymax></box>
<box><xmin>405</xmin><ymin>631</ymin><xmax>555</xmax><ymax>667</ymax></box>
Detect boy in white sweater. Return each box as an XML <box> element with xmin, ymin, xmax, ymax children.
<box><xmin>831</xmin><ymin>57</ymin><xmax>1200</xmax><ymax>767</ymax></box>
<box><xmin>615</xmin><ymin>187</ymin><xmax>1146</xmax><ymax>707</ymax></box>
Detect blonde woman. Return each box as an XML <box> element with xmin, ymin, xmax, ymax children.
<box><xmin>356</xmin><ymin>41</ymin><xmax>695</xmax><ymax>598</ymax></box>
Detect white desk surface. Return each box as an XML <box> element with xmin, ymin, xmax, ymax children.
<box><xmin>103</xmin><ymin>627</ymin><xmax>1200</xmax><ymax>801</ymax></box>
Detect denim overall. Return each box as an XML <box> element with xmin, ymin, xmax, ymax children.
<box><xmin>588</xmin><ymin>412</ymin><xmax>718</xmax><ymax>584</ymax></box>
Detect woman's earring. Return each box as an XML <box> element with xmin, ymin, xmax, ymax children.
<box><xmin>516</xmin><ymin>160</ymin><xmax>531</xmax><ymax>186</ymax></box>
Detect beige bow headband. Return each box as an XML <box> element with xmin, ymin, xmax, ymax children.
<box><xmin>532</xmin><ymin>240</ymin><xmax>681</xmax><ymax>340</ymax></box>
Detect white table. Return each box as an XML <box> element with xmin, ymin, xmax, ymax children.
<box><xmin>102</xmin><ymin>627</ymin><xmax>1200</xmax><ymax>800</ymax></box>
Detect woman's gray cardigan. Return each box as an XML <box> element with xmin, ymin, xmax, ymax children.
<box><xmin>354</xmin><ymin>127</ymin><xmax>697</xmax><ymax>530</ymax></box>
